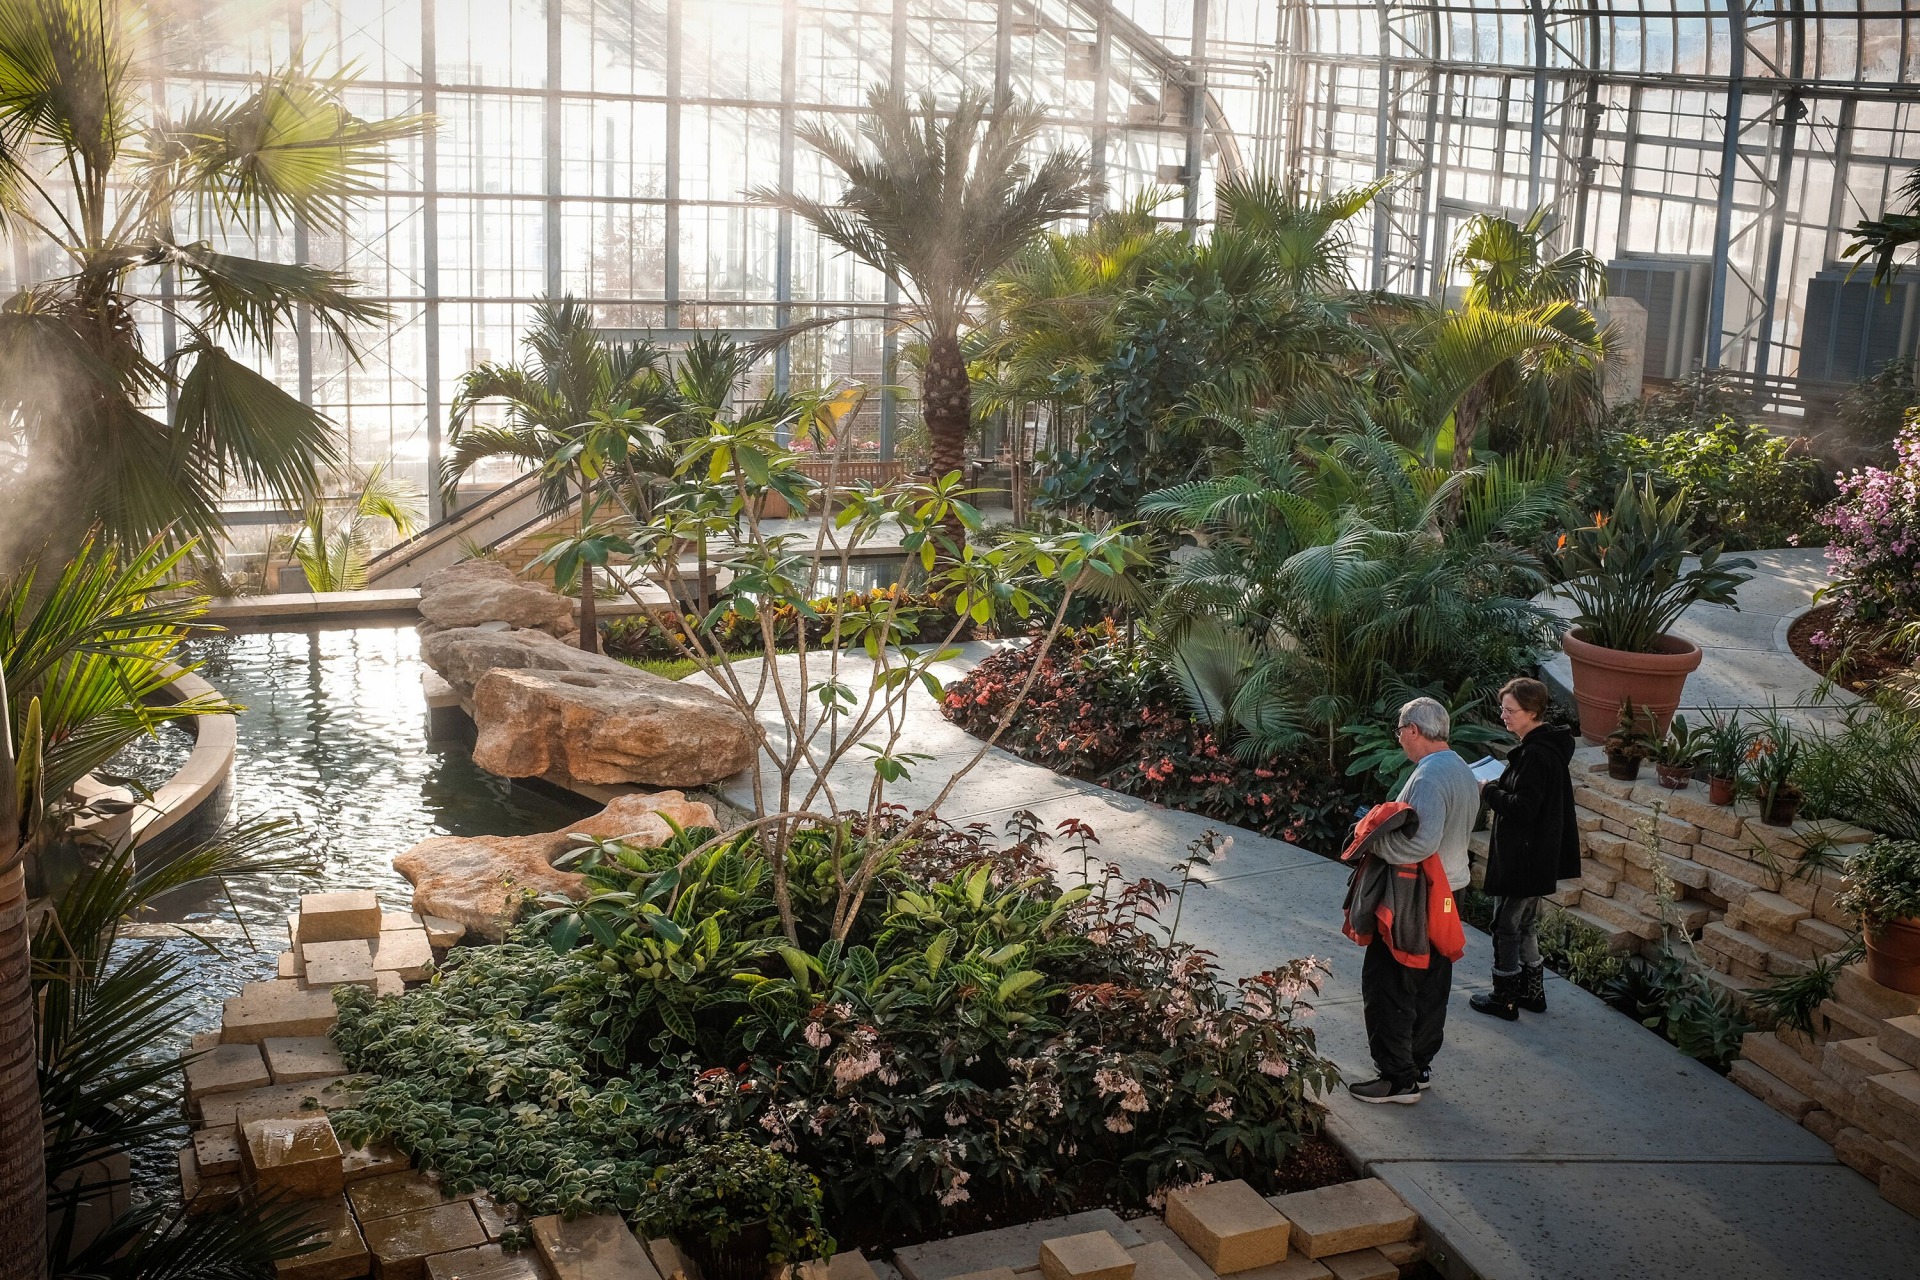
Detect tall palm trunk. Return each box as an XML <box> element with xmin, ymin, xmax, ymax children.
<box><xmin>578</xmin><ymin>562</ymin><xmax>599</xmax><ymax>654</ymax></box>
<box><xmin>923</xmin><ymin>330</ymin><xmax>971</xmax><ymax>482</ymax></box>
<box><xmin>0</xmin><ymin>673</ymin><xmax>47</xmax><ymax>1280</ymax></box>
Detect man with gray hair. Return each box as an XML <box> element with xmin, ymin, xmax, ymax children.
<box><xmin>1348</xmin><ymin>696</ymin><xmax>1480</xmax><ymax>1105</ymax></box>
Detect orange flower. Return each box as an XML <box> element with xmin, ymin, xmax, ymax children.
<box><xmin>1556</xmin><ymin>533</ymin><xmax>1567</xmax><ymax>551</ymax></box>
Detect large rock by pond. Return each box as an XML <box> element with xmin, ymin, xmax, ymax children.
<box><xmin>470</xmin><ymin>666</ymin><xmax>757</xmax><ymax>787</ymax></box>
<box><xmin>420</xmin><ymin>625</ymin><xmax>629</xmax><ymax>702</ymax></box>
<box><xmin>416</xmin><ymin>561</ymin><xmax>572</xmax><ymax>636</ymax></box>
<box><xmin>392</xmin><ymin>791</ymin><xmax>716</xmax><ymax>941</ymax></box>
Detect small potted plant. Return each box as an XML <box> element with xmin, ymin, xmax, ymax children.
<box><xmin>1554</xmin><ymin>478</ymin><xmax>1755</xmax><ymax>742</ymax></box>
<box><xmin>1699</xmin><ymin>708</ymin><xmax>1750</xmax><ymax>805</ymax></box>
<box><xmin>1747</xmin><ymin>708</ymin><xmax>1804</xmax><ymax>827</ymax></box>
<box><xmin>1837</xmin><ymin>838</ymin><xmax>1920</xmax><ymax>994</ymax></box>
<box><xmin>637</xmin><ymin>1136</ymin><xmax>834</xmax><ymax>1280</ymax></box>
<box><xmin>1651</xmin><ymin>714</ymin><xmax>1707</xmax><ymax>790</ymax></box>
<box><xmin>1603</xmin><ymin>700</ymin><xmax>1657</xmax><ymax>781</ymax></box>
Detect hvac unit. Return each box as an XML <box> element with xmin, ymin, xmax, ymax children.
<box><xmin>1798</xmin><ymin>268</ymin><xmax>1920</xmax><ymax>384</ymax></box>
<box><xmin>1606</xmin><ymin>257</ymin><xmax>1711</xmax><ymax>382</ymax></box>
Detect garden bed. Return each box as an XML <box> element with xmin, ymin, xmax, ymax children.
<box><xmin>1788</xmin><ymin>603</ymin><xmax>1916</xmax><ymax>694</ymax></box>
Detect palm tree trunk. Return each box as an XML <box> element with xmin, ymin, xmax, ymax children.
<box><xmin>579</xmin><ymin>562</ymin><xmax>599</xmax><ymax>654</ymax></box>
<box><xmin>922</xmin><ymin>330</ymin><xmax>971</xmax><ymax>484</ymax></box>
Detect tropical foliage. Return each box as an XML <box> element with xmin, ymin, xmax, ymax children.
<box><xmin>1581</xmin><ymin>417</ymin><xmax>1826</xmax><ymax>552</ymax></box>
<box><xmin>757</xmin><ymin>86</ymin><xmax>1097</xmax><ymax>484</ymax></box>
<box><xmin>279</xmin><ymin>466</ymin><xmax>421</xmax><ymax>593</ymax></box>
<box><xmin>328</xmin><ymin>815</ymin><xmax>1335</xmax><ymax>1243</ymax></box>
<box><xmin>0</xmin><ymin>0</ymin><xmax>424</xmax><ymax>559</ymax></box>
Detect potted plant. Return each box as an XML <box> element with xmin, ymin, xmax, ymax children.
<box><xmin>1747</xmin><ymin>708</ymin><xmax>1804</xmax><ymax>827</ymax></box>
<box><xmin>1836</xmin><ymin>838</ymin><xmax>1920</xmax><ymax>994</ymax></box>
<box><xmin>1603</xmin><ymin>700</ymin><xmax>1657</xmax><ymax>781</ymax></box>
<box><xmin>637</xmin><ymin>1136</ymin><xmax>835</xmax><ymax>1280</ymax></box>
<box><xmin>1652</xmin><ymin>713</ymin><xmax>1707</xmax><ymax>790</ymax></box>
<box><xmin>1699</xmin><ymin>708</ymin><xmax>1750</xmax><ymax>805</ymax></box>
<box><xmin>1555</xmin><ymin>478</ymin><xmax>1755</xmax><ymax>742</ymax></box>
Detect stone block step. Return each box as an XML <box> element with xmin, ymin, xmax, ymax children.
<box><xmin>184</xmin><ymin>1043</ymin><xmax>270</xmax><ymax>1100</ymax></box>
<box><xmin>241</xmin><ymin>1114</ymin><xmax>345</xmax><ymax>1199</ymax></box>
<box><xmin>1577</xmin><ymin>890</ymin><xmax>1662</xmax><ymax>942</ymax></box>
<box><xmin>425</xmin><ymin>1242</ymin><xmax>544</xmax><ymax>1280</ymax></box>
<box><xmin>1166</xmin><ymin>1179</ymin><xmax>1291</xmax><ymax>1273</ymax></box>
<box><xmin>1837</xmin><ymin>964</ymin><xmax>1920</xmax><ymax>1023</ymax></box>
<box><xmin>1266</xmin><ymin>1178</ymin><xmax>1417</xmax><ymax>1260</ymax></box>
<box><xmin>1729</xmin><ymin>1059</ymin><xmax>1816</xmax><ymax>1122</ymax></box>
<box><xmin>365</xmin><ymin>1201</ymin><xmax>489</xmax><ymax>1280</ymax></box>
<box><xmin>1121</xmin><ymin>1241</ymin><xmax>1203</xmax><ymax>1280</ymax></box>
<box><xmin>275</xmin><ymin>1196</ymin><xmax>368</xmax><ymax>1280</ymax></box>
<box><xmin>1322</xmin><ymin>1247</ymin><xmax>1398</xmax><ymax>1280</ymax></box>
<box><xmin>220</xmin><ymin>981</ymin><xmax>339</xmax><ymax>1044</ymax></box>
<box><xmin>530</xmin><ymin>1212</ymin><xmax>662</xmax><ymax>1280</ymax></box>
<box><xmin>1739</xmin><ymin>1033</ymin><xmax>1827</xmax><ymax>1099</ymax></box>
<box><xmin>1557</xmin><ymin>905</ymin><xmax>1637</xmax><ymax>954</ymax></box>
<box><xmin>1039</xmin><ymin>1231</ymin><xmax>1133</xmax><ymax>1280</ymax></box>
<box><xmin>263</xmin><ymin>1036</ymin><xmax>347</xmax><ymax>1085</ymax></box>
<box><xmin>299</xmin><ymin>890</ymin><xmax>384</xmax><ymax>943</ymax></box>
<box><xmin>894</xmin><ymin>1211</ymin><xmax>1142</xmax><ymax>1280</ymax></box>
<box><xmin>1881</xmin><ymin>1015</ymin><xmax>1920</xmax><ymax>1070</ymax></box>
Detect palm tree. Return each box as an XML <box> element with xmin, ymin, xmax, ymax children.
<box><xmin>755</xmin><ymin>85</ymin><xmax>1097</xmax><ymax>490</ymax></box>
<box><xmin>0</xmin><ymin>0</ymin><xmax>426</xmax><ymax>564</ymax></box>
<box><xmin>444</xmin><ymin>297</ymin><xmax>717</xmax><ymax>651</ymax></box>
<box><xmin>1846</xmin><ymin>165</ymin><xmax>1920</xmax><ymax>286</ymax></box>
<box><xmin>281</xmin><ymin>466</ymin><xmax>422</xmax><ymax>592</ymax></box>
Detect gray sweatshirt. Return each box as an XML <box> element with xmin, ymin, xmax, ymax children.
<box><xmin>1371</xmin><ymin>748</ymin><xmax>1480</xmax><ymax>891</ymax></box>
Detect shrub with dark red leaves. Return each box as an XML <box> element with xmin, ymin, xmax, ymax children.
<box><xmin>944</xmin><ymin>624</ymin><xmax>1351</xmax><ymax>852</ymax></box>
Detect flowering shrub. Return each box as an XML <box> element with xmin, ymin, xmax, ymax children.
<box><xmin>942</xmin><ymin>624</ymin><xmax>1350</xmax><ymax>850</ymax></box>
<box><xmin>603</xmin><ymin>584</ymin><xmax>950</xmax><ymax>662</ymax></box>
<box><xmin>1817</xmin><ymin>419</ymin><xmax>1920</xmax><ymax>643</ymax></box>
<box><xmin>328</xmin><ymin>816</ymin><xmax>1337</xmax><ymax>1244</ymax></box>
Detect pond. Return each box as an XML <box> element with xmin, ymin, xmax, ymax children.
<box><xmin>121</xmin><ymin>626</ymin><xmax>590</xmax><ymax>1183</ymax></box>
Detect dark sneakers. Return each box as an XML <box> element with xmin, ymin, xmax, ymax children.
<box><xmin>1348</xmin><ymin>1076</ymin><xmax>1422</xmax><ymax>1105</ymax></box>
<box><xmin>1416</xmin><ymin>1066</ymin><xmax>1432</xmax><ymax>1091</ymax></box>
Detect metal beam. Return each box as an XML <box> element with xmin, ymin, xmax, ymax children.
<box><xmin>1705</xmin><ymin>0</ymin><xmax>1747</xmax><ymax>369</ymax></box>
<box><xmin>1184</xmin><ymin>0</ymin><xmax>1209</xmax><ymax>229</ymax></box>
<box><xmin>421</xmin><ymin>0</ymin><xmax>444</xmax><ymax>520</ymax></box>
<box><xmin>775</xmin><ymin>0</ymin><xmax>797</xmax><ymax>396</ymax></box>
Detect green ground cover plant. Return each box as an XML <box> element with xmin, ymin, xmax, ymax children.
<box><xmin>327</xmin><ymin>815</ymin><xmax>1336</xmax><ymax>1245</ymax></box>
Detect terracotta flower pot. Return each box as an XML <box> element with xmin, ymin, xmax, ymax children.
<box><xmin>1605</xmin><ymin>752</ymin><xmax>1642</xmax><ymax>781</ymax></box>
<box><xmin>1865</xmin><ymin>917</ymin><xmax>1920</xmax><ymax>995</ymax></box>
<box><xmin>1761</xmin><ymin>786</ymin><xmax>1804</xmax><ymax>828</ymax></box>
<box><xmin>1654</xmin><ymin>762</ymin><xmax>1692</xmax><ymax>790</ymax></box>
<box><xmin>1708</xmin><ymin>775</ymin><xmax>1737</xmax><ymax>805</ymax></box>
<box><xmin>1562</xmin><ymin>628</ymin><xmax>1703</xmax><ymax>744</ymax></box>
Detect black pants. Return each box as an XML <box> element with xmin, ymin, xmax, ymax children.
<box><xmin>1362</xmin><ymin>936</ymin><xmax>1453</xmax><ymax>1087</ymax></box>
<box><xmin>1491</xmin><ymin>894</ymin><xmax>1543</xmax><ymax>976</ymax></box>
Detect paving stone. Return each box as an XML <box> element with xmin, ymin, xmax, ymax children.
<box><xmin>1836</xmin><ymin>965</ymin><xmax>1920</xmax><ymax>1023</ymax></box>
<box><xmin>1835</xmin><ymin>1127</ymin><xmax>1892</xmax><ymax>1180</ymax></box>
<box><xmin>373</xmin><ymin>928</ymin><xmax>435</xmax><ymax>982</ymax></box>
<box><xmin>363</xmin><ymin>1202</ymin><xmax>487</xmax><ymax>1280</ymax></box>
<box><xmin>344</xmin><ymin>1142</ymin><xmax>412</xmax><ymax>1183</ymax></box>
<box><xmin>1265</xmin><ymin>1179</ymin><xmax>1416</xmax><ymax>1260</ymax></box>
<box><xmin>1882</xmin><ymin>1167</ymin><xmax>1920</xmax><ymax>1219</ymax></box>
<box><xmin>529</xmin><ymin>1212</ymin><xmax>661</xmax><ymax>1280</ymax></box>
<box><xmin>1737</xmin><ymin>890</ymin><xmax>1809</xmax><ymax>933</ymax></box>
<box><xmin>300</xmin><ymin>890</ymin><xmax>384</xmax><ymax>943</ymax></box>
<box><xmin>349</xmin><ymin>1170</ymin><xmax>464</xmax><ymax>1223</ymax></box>
<box><xmin>189</xmin><ymin>1030</ymin><xmax>222</xmax><ymax>1053</ymax></box>
<box><xmin>192</xmin><ymin>1124</ymin><xmax>242</xmax><ymax>1176</ymax></box>
<box><xmin>196</xmin><ymin>1077</ymin><xmax>357</xmax><ymax>1128</ymax></box>
<box><xmin>894</xmin><ymin>1211</ymin><xmax>1142</xmax><ymax>1280</ymax></box>
<box><xmin>275</xmin><ymin>1195</ymin><xmax>369</xmax><ymax>1280</ymax></box>
<box><xmin>1038</xmin><ymin>1231</ymin><xmax>1134</xmax><ymax>1280</ymax></box>
<box><xmin>221</xmin><ymin>981</ymin><xmax>340</xmax><ymax>1043</ymax></box>
<box><xmin>302</xmin><ymin>938</ymin><xmax>378</xmax><ymax>988</ymax></box>
<box><xmin>1166</xmin><ymin>1180</ymin><xmax>1291</xmax><ymax>1273</ymax></box>
<box><xmin>177</xmin><ymin>1144</ymin><xmax>240</xmax><ymax>1215</ymax></box>
<box><xmin>241</xmin><ymin>1113</ymin><xmax>345</xmax><ymax>1199</ymax></box>
<box><xmin>1122</xmin><ymin>1242</ymin><xmax>1202</xmax><ymax>1280</ymax></box>
<box><xmin>1738</xmin><ymin>1033</ymin><xmax>1825</xmax><ymax>1099</ymax></box>
<box><xmin>278</xmin><ymin>950</ymin><xmax>305</xmax><ymax>979</ymax></box>
<box><xmin>1880</xmin><ymin>1014</ymin><xmax>1920</xmax><ymax>1070</ymax></box>
<box><xmin>796</xmin><ymin>1251</ymin><xmax>883</xmax><ymax>1280</ymax></box>
<box><xmin>382</xmin><ymin>911</ymin><xmax>419</xmax><ymax>931</ymax></box>
<box><xmin>185</xmin><ymin>1043</ymin><xmax>271</xmax><ymax>1099</ymax></box>
<box><xmin>470</xmin><ymin>1193</ymin><xmax>512</xmax><ymax>1240</ymax></box>
<box><xmin>424</xmin><ymin>1242</ymin><xmax>543</xmax><ymax>1280</ymax></box>
<box><xmin>1728</xmin><ymin>1060</ymin><xmax>1816</xmax><ymax>1122</ymax></box>
<box><xmin>1319</xmin><ymin>1248</ymin><xmax>1396</xmax><ymax>1280</ymax></box>
<box><xmin>264</xmin><ymin>1036</ymin><xmax>348</xmax><ymax>1084</ymax></box>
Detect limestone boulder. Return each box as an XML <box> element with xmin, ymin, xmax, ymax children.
<box><xmin>417</xmin><ymin>561</ymin><xmax>572</xmax><ymax>636</ymax></box>
<box><xmin>421</xmin><ymin>625</ymin><xmax>632</xmax><ymax>703</ymax></box>
<box><xmin>470</xmin><ymin>666</ymin><xmax>756</xmax><ymax>788</ymax></box>
<box><xmin>392</xmin><ymin>791</ymin><xmax>717</xmax><ymax>941</ymax></box>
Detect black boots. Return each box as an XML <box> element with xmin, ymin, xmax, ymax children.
<box><xmin>1517</xmin><ymin>963</ymin><xmax>1547</xmax><ymax>1014</ymax></box>
<box><xmin>1469</xmin><ymin>971</ymin><xmax>1520</xmax><ymax>1021</ymax></box>
<box><xmin>1472</xmin><ymin>966</ymin><xmax>1548</xmax><ymax>1020</ymax></box>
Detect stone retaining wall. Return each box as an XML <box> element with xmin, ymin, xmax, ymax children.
<box><xmin>1467</xmin><ymin>744</ymin><xmax>1920</xmax><ymax>1221</ymax></box>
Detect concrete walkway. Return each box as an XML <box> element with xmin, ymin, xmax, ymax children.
<box><xmin>716</xmin><ymin>642</ymin><xmax>1920</xmax><ymax>1280</ymax></box>
<box><xmin>1538</xmin><ymin>547</ymin><xmax>1851</xmax><ymax>727</ymax></box>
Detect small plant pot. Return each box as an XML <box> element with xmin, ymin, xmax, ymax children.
<box><xmin>1865</xmin><ymin>917</ymin><xmax>1920</xmax><ymax>996</ymax></box>
<box><xmin>1654</xmin><ymin>763</ymin><xmax>1692</xmax><ymax>790</ymax></box>
<box><xmin>1708</xmin><ymin>775</ymin><xmax>1737</xmax><ymax>806</ymax></box>
<box><xmin>685</xmin><ymin>1222</ymin><xmax>772</xmax><ymax>1280</ymax></box>
<box><xmin>1760</xmin><ymin>786</ymin><xmax>1804</xmax><ymax>827</ymax></box>
<box><xmin>1605</xmin><ymin>751</ymin><xmax>1642</xmax><ymax>782</ymax></box>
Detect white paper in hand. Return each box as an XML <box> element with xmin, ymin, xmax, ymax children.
<box><xmin>1471</xmin><ymin>755</ymin><xmax>1507</xmax><ymax>785</ymax></box>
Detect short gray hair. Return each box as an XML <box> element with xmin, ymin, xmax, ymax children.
<box><xmin>1397</xmin><ymin>696</ymin><xmax>1450</xmax><ymax>741</ymax></box>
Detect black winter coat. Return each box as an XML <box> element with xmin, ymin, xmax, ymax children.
<box><xmin>1482</xmin><ymin>723</ymin><xmax>1581</xmax><ymax>898</ymax></box>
